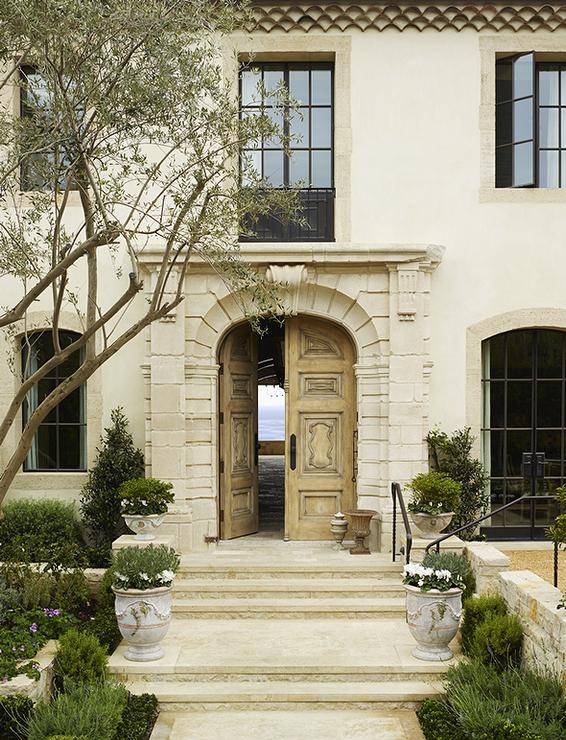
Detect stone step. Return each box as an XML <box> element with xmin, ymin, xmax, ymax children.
<box><xmin>173</xmin><ymin>577</ymin><xmax>404</xmax><ymax>599</ymax></box>
<box><xmin>177</xmin><ymin>562</ymin><xmax>403</xmax><ymax>581</ymax></box>
<box><xmin>125</xmin><ymin>679</ymin><xmax>441</xmax><ymax>711</ymax></box>
<box><xmin>152</xmin><ymin>709</ymin><xmax>425</xmax><ymax>740</ymax></box>
<box><xmin>170</xmin><ymin>597</ymin><xmax>406</xmax><ymax>618</ymax></box>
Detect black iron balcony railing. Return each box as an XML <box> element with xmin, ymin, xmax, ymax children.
<box><xmin>240</xmin><ymin>187</ymin><xmax>335</xmax><ymax>243</ymax></box>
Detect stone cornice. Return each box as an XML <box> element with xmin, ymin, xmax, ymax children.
<box><xmin>249</xmin><ymin>3</ymin><xmax>566</xmax><ymax>33</ymax></box>
<box><xmin>138</xmin><ymin>242</ymin><xmax>445</xmax><ymax>268</ymax></box>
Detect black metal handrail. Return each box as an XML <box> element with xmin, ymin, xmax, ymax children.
<box><xmin>425</xmin><ymin>494</ymin><xmax>561</xmax><ymax>589</ymax></box>
<box><xmin>391</xmin><ymin>482</ymin><xmax>412</xmax><ymax>564</ymax></box>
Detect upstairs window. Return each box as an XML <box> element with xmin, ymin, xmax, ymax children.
<box><xmin>22</xmin><ymin>331</ymin><xmax>86</xmax><ymax>471</ymax></box>
<box><xmin>496</xmin><ymin>53</ymin><xmax>566</xmax><ymax>188</ymax></box>
<box><xmin>239</xmin><ymin>62</ymin><xmax>334</xmax><ymax>242</ymax></box>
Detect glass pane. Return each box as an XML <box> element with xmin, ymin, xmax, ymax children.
<box><xmin>507</xmin><ymin>381</ymin><xmax>532</xmax><ymax>428</ymax></box>
<box><xmin>536</xmin><ymin>381</ymin><xmax>562</xmax><ymax>427</ymax></box>
<box><xmin>489</xmin><ymin>430</ymin><xmax>505</xmax><ymax>476</ymax></box>
<box><xmin>496</xmin><ymin>57</ymin><xmax>513</xmax><ymax>101</ymax></box>
<box><xmin>58</xmin><ymin>347</ymin><xmax>81</xmax><ymax>377</ymax></box>
<box><xmin>506</xmin><ymin>430</ymin><xmax>532</xmax><ymax>476</ymax></box>
<box><xmin>263</xmin><ymin>69</ymin><xmax>284</xmax><ymax>105</ymax></box>
<box><xmin>513</xmin><ymin>98</ymin><xmax>532</xmax><ymax>142</ymax></box>
<box><xmin>487</xmin><ymin>334</ymin><xmax>506</xmax><ymax>378</ymax></box>
<box><xmin>561</xmin><ymin>109</ymin><xmax>566</xmax><ymax>148</ymax></box>
<box><xmin>496</xmin><ymin>144</ymin><xmax>512</xmax><ymax>187</ymax></box>
<box><xmin>539</xmin><ymin>69</ymin><xmax>559</xmax><ymax>105</ymax></box>
<box><xmin>289</xmin><ymin>108</ymin><xmax>309</xmax><ymax>147</ymax></box>
<box><xmin>289</xmin><ymin>150</ymin><xmax>309</xmax><ymax>186</ymax></box>
<box><xmin>241</xmin><ymin>69</ymin><xmax>261</xmax><ymax>106</ymax></box>
<box><xmin>263</xmin><ymin>150</ymin><xmax>284</xmax><ymax>187</ymax></box>
<box><xmin>311</xmin><ymin>150</ymin><xmax>331</xmax><ymax>187</ymax></box>
<box><xmin>537</xmin><ymin>330</ymin><xmax>563</xmax><ymax>377</ymax></box>
<box><xmin>59</xmin><ymin>425</ymin><xmax>83</xmax><ymax>469</ymax></box>
<box><xmin>539</xmin><ymin>149</ymin><xmax>559</xmax><ymax>188</ymax></box>
<box><xmin>37</xmin><ymin>378</ymin><xmax>58</xmax><ymax>423</ymax></box>
<box><xmin>311</xmin><ymin>69</ymin><xmax>331</xmax><ymax>105</ymax></box>
<box><xmin>289</xmin><ymin>69</ymin><xmax>309</xmax><ymax>105</ymax></box>
<box><xmin>536</xmin><ymin>430</ymin><xmax>562</xmax><ymax>472</ymax></box>
<box><xmin>561</xmin><ymin>68</ymin><xmax>566</xmax><ymax>104</ymax></box>
<box><xmin>562</xmin><ymin>151</ymin><xmax>566</xmax><ymax>189</ymax></box>
<box><xmin>506</xmin><ymin>479</ymin><xmax>526</xmax><ymax>501</ymax></box>
<box><xmin>241</xmin><ymin>109</ymin><xmax>261</xmax><ymax>149</ymax></box>
<box><xmin>264</xmin><ymin>109</ymin><xmax>283</xmax><ymax>149</ymax></box>
<box><xmin>539</xmin><ymin>107</ymin><xmax>559</xmax><ymax>148</ymax></box>
<box><xmin>58</xmin><ymin>387</ymin><xmax>83</xmax><ymax>423</ymax></box>
<box><xmin>483</xmin><ymin>381</ymin><xmax>505</xmax><ymax>428</ymax></box>
<box><xmin>505</xmin><ymin>496</ymin><xmax>530</xmax><ymax>527</ymax></box>
<box><xmin>496</xmin><ymin>102</ymin><xmax>512</xmax><ymax>147</ymax></box>
<box><xmin>489</xmin><ymin>480</ymin><xmax>505</xmax><ymax>525</ymax></box>
<box><xmin>241</xmin><ymin>150</ymin><xmax>261</xmax><ymax>184</ymax></box>
<box><xmin>534</xmin><ymin>497</ymin><xmax>558</xmax><ymax>525</ymax></box>
<box><xmin>312</xmin><ymin>108</ymin><xmax>331</xmax><ymax>148</ymax></box>
<box><xmin>507</xmin><ymin>331</ymin><xmax>533</xmax><ymax>378</ymax></box>
<box><xmin>513</xmin><ymin>53</ymin><xmax>533</xmax><ymax>99</ymax></box>
<box><xmin>513</xmin><ymin>141</ymin><xmax>533</xmax><ymax>186</ymax></box>
<box><xmin>36</xmin><ymin>425</ymin><xmax>58</xmax><ymax>469</ymax></box>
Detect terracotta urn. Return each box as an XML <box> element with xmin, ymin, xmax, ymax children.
<box><xmin>344</xmin><ymin>509</ymin><xmax>376</xmax><ymax>555</ymax></box>
<box><xmin>404</xmin><ymin>584</ymin><xmax>462</xmax><ymax>661</ymax></box>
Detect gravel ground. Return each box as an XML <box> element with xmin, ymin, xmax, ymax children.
<box><xmin>507</xmin><ymin>549</ymin><xmax>566</xmax><ymax>590</ymax></box>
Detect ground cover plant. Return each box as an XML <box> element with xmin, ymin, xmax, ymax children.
<box><xmin>459</xmin><ymin>593</ymin><xmax>508</xmax><ymax>655</ymax></box>
<box><xmin>0</xmin><ymin>694</ymin><xmax>33</xmax><ymax>740</ymax></box>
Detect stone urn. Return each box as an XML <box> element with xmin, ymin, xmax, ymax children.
<box><xmin>404</xmin><ymin>584</ymin><xmax>462</xmax><ymax>661</ymax></box>
<box><xmin>113</xmin><ymin>585</ymin><xmax>172</xmax><ymax>661</ymax></box>
<box><xmin>330</xmin><ymin>512</ymin><xmax>348</xmax><ymax>549</ymax></box>
<box><xmin>344</xmin><ymin>510</ymin><xmax>376</xmax><ymax>555</ymax></box>
<box><xmin>410</xmin><ymin>512</ymin><xmax>454</xmax><ymax>540</ymax></box>
<box><xmin>123</xmin><ymin>513</ymin><xmax>165</xmax><ymax>541</ymax></box>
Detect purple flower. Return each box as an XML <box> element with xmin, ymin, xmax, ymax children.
<box><xmin>2</xmin><ymin>677</ymin><xmax>7</xmax><ymax>684</ymax></box>
<box><xmin>53</xmin><ymin>609</ymin><xmax>60</xmax><ymax>617</ymax></box>
<box><xmin>30</xmin><ymin>623</ymin><xmax>37</xmax><ymax>633</ymax></box>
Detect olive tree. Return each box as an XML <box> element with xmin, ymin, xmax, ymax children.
<box><xmin>0</xmin><ymin>0</ymin><xmax>296</xmax><ymax>504</ymax></box>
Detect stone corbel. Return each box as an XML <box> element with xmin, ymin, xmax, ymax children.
<box><xmin>397</xmin><ymin>267</ymin><xmax>419</xmax><ymax>322</ymax></box>
<box><xmin>266</xmin><ymin>264</ymin><xmax>310</xmax><ymax>316</ymax></box>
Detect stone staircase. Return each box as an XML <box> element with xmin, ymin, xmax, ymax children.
<box><xmin>108</xmin><ymin>544</ymin><xmax>458</xmax><ymax>738</ymax></box>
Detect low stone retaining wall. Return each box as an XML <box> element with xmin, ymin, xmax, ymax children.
<box><xmin>464</xmin><ymin>543</ymin><xmax>565</xmax><ymax>677</ymax></box>
<box><xmin>0</xmin><ymin>640</ymin><xmax>56</xmax><ymax>703</ymax></box>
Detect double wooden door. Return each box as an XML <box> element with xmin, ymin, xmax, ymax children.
<box><xmin>219</xmin><ymin>318</ymin><xmax>356</xmax><ymax>540</ymax></box>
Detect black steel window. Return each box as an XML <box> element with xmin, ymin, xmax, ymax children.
<box><xmin>22</xmin><ymin>331</ymin><xmax>86</xmax><ymax>471</ymax></box>
<box><xmin>482</xmin><ymin>329</ymin><xmax>564</xmax><ymax>538</ymax></box>
<box><xmin>496</xmin><ymin>54</ymin><xmax>566</xmax><ymax>187</ymax></box>
<box><xmin>239</xmin><ymin>62</ymin><xmax>334</xmax><ymax>241</ymax></box>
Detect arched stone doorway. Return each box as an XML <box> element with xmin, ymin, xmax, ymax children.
<box><xmin>218</xmin><ymin>315</ymin><xmax>357</xmax><ymax>541</ymax></box>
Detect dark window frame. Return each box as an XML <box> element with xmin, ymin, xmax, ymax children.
<box><xmin>239</xmin><ymin>61</ymin><xmax>335</xmax><ymax>242</ymax></box>
<box><xmin>21</xmin><ymin>330</ymin><xmax>87</xmax><ymax>472</ymax></box>
<box><xmin>481</xmin><ymin>329</ymin><xmax>565</xmax><ymax>539</ymax></box>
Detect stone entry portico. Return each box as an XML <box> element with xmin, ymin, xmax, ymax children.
<box><xmin>141</xmin><ymin>243</ymin><xmax>444</xmax><ymax>553</ymax></box>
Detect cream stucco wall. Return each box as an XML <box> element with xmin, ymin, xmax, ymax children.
<box><xmin>2</xmin><ymin>12</ymin><xmax>566</xmax><ymax>550</ymax></box>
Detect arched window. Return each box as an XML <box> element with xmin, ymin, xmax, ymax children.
<box><xmin>21</xmin><ymin>330</ymin><xmax>86</xmax><ymax>471</ymax></box>
<box><xmin>482</xmin><ymin>328</ymin><xmax>564</xmax><ymax>539</ymax></box>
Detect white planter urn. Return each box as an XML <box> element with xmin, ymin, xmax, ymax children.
<box><xmin>113</xmin><ymin>585</ymin><xmax>172</xmax><ymax>661</ymax></box>
<box><xmin>410</xmin><ymin>512</ymin><xmax>454</xmax><ymax>539</ymax></box>
<box><xmin>123</xmin><ymin>513</ymin><xmax>165</xmax><ymax>541</ymax></box>
<box><xmin>404</xmin><ymin>584</ymin><xmax>462</xmax><ymax>661</ymax></box>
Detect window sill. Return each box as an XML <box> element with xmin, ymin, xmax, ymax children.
<box><xmin>11</xmin><ymin>470</ymin><xmax>88</xmax><ymax>490</ymax></box>
<box><xmin>480</xmin><ymin>186</ymin><xmax>566</xmax><ymax>203</ymax></box>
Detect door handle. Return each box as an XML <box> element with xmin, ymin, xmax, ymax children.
<box><xmin>254</xmin><ymin>433</ymin><xmax>259</xmax><ymax>467</ymax></box>
<box><xmin>290</xmin><ymin>434</ymin><xmax>296</xmax><ymax>470</ymax></box>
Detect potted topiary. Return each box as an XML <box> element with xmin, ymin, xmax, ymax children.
<box><xmin>407</xmin><ymin>471</ymin><xmax>461</xmax><ymax>539</ymax></box>
<box><xmin>403</xmin><ymin>562</ymin><xmax>464</xmax><ymax>661</ymax></box>
<box><xmin>120</xmin><ymin>478</ymin><xmax>175</xmax><ymax>541</ymax></box>
<box><xmin>112</xmin><ymin>544</ymin><xmax>180</xmax><ymax>661</ymax></box>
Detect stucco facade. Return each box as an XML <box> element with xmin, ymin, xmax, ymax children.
<box><xmin>2</xmin><ymin>2</ymin><xmax>566</xmax><ymax>552</ymax></box>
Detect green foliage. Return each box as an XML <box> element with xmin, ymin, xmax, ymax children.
<box><xmin>444</xmin><ymin>660</ymin><xmax>566</xmax><ymax>740</ymax></box>
<box><xmin>417</xmin><ymin>698</ymin><xmax>461</xmax><ymax>740</ymax></box>
<box><xmin>421</xmin><ymin>551</ymin><xmax>476</xmax><ymax>603</ymax></box>
<box><xmin>0</xmin><ymin>499</ymin><xmax>82</xmax><ymax>564</ymax></box>
<box><xmin>0</xmin><ymin>694</ymin><xmax>34</xmax><ymax>740</ymax></box>
<box><xmin>26</xmin><ymin>682</ymin><xmax>127</xmax><ymax>740</ymax></box>
<box><xmin>80</xmin><ymin>409</ymin><xmax>145</xmax><ymax>548</ymax></box>
<box><xmin>0</xmin><ymin>563</ymin><xmax>90</xmax><ymax>616</ymax></box>
<box><xmin>403</xmin><ymin>562</ymin><xmax>464</xmax><ymax>591</ymax></box>
<box><xmin>120</xmin><ymin>478</ymin><xmax>174</xmax><ymax>516</ymax></box>
<box><xmin>471</xmin><ymin>613</ymin><xmax>523</xmax><ymax>670</ymax></box>
<box><xmin>53</xmin><ymin>629</ymin><xmax>107</xmax><ymax>690</ymax></box>
<box><xmin>427</xmin><ymin>427</ymin><xmax>490</xmax><ymax>539</ymax></box>
<box><xmin>112</xmin><ymin>545</ymin><xmax>180</xmax><ymax>591</ymax></box>
<box><xmin>79</xmin><ymin>568</ymin><xmax>121</xmax><ymax>653</ymax></box>
<box><xmin>408</xmin><ymin>471</ymin><xmax>461</xmax><ymax>515</ymax></box>
<box><xmin>460</xmin><ymin>594</ymin><xmax>508</xmax><ymax>656</ymax></box>
<box><xmin>112</xmin><ymin>693</ymin><xmax>159</xmax><ymax>740</ymax></box>
<box><xmin>547</xmin><ymin>485</ymin><xmax>566</xmax><ymax>609</ymax></box>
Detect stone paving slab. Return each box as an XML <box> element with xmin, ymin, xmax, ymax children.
<box><xmin>152</xmin><ymin>709</ymin><xmax>425</xmax><ymax>739</ymax></box>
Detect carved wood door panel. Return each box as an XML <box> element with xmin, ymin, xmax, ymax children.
<box><xmin>285</xmin><ymin>317</ymin><xmax>356</xmax><ymax>540</ymax></box>
<box><xmin>219</xmin><ymin>325</ymin><xmax>259</xmax><ymax>539</ymax></box>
